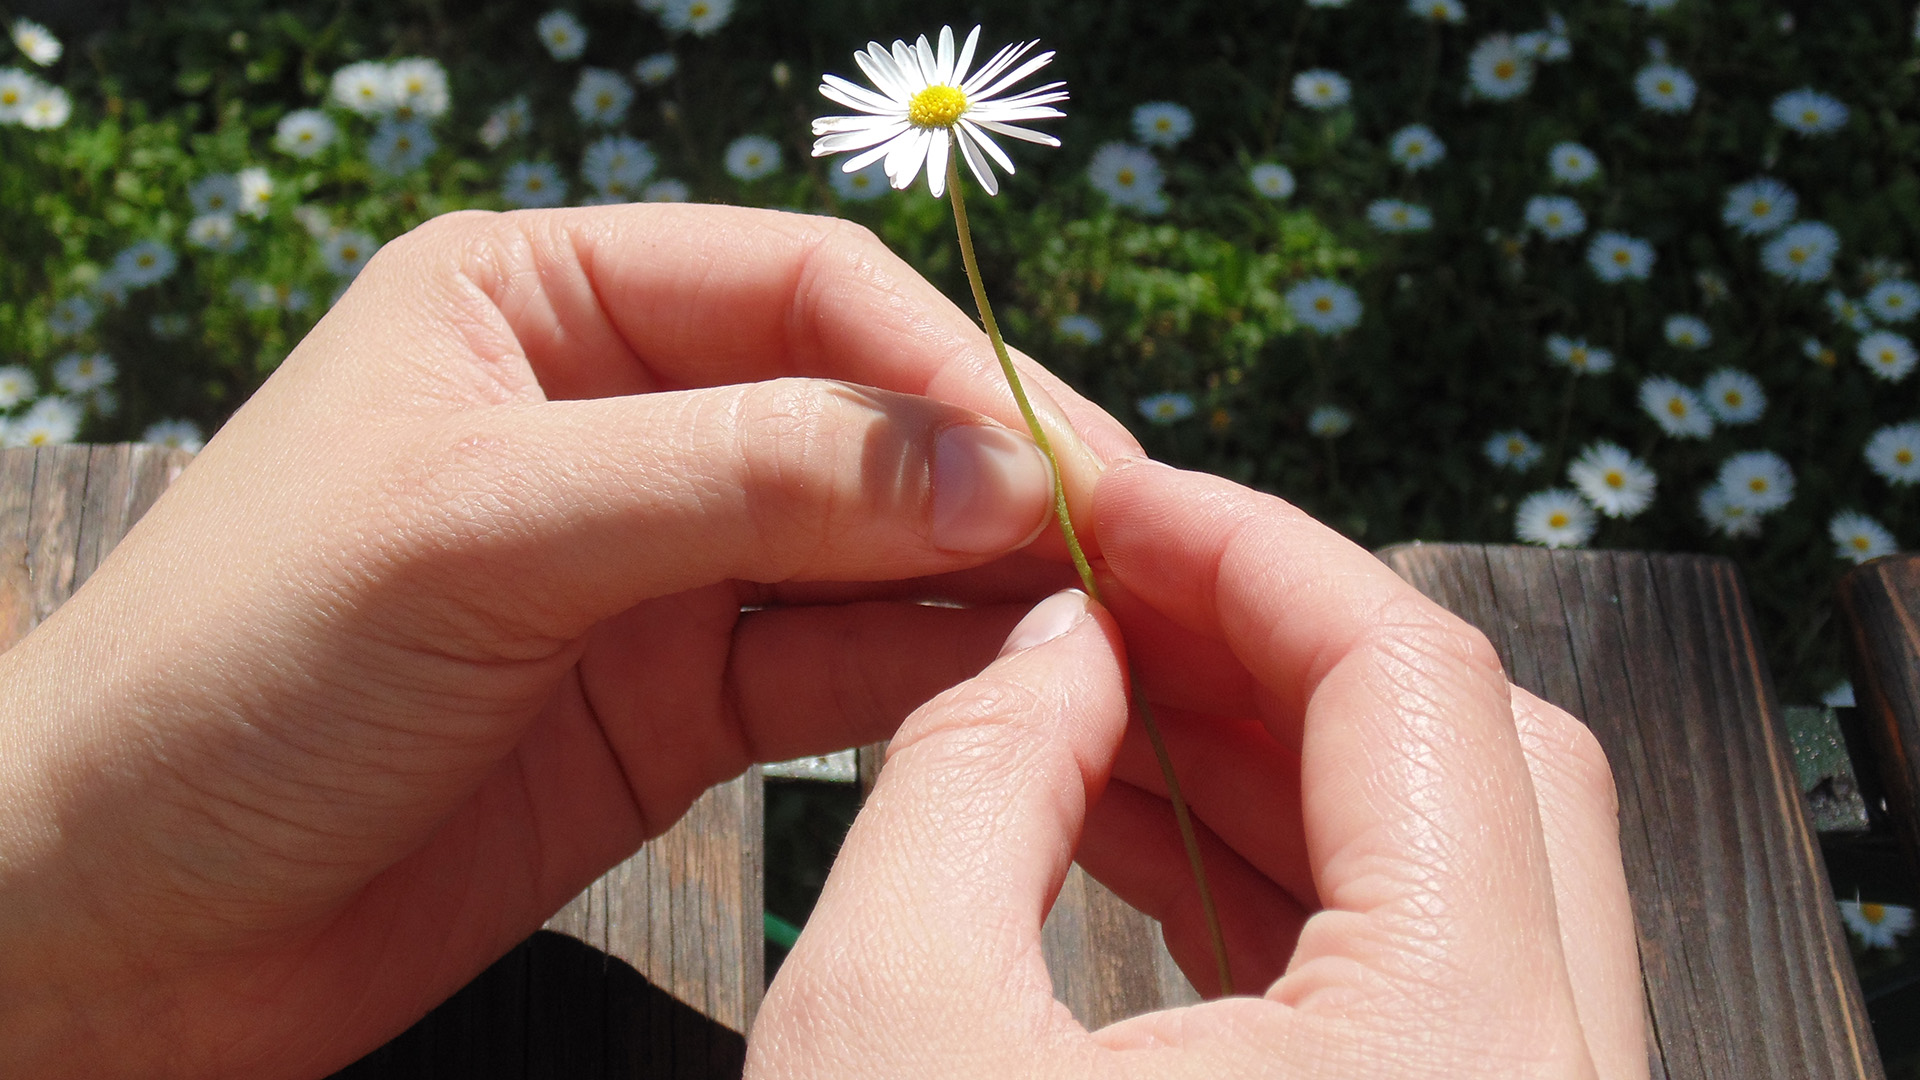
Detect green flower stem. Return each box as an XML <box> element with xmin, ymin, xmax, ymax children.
<box><xmin>944</xmin><ymin>150</ymin><xmax>1233</xmax><ymax>997</ymax></box>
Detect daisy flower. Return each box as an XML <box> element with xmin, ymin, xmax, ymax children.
<box><xmin>1664</xmin><ymin>314</ymin><xmax>1712</xmax><ymax>349</ymax></box>
<box><xmin>1287</xmin><ymin>278</ymin><xmax>1363</xmax><ymax>335</ymax></box>
<box><xmin>1773</xmin><ymin>89</ymin><xmax>1849</xmax><ymax>136</ymax></box>
<box><xmin>1826</xmin><ymin>290</ymin><xmax>1872</xmax><ymax>333</ymax></box>
<box><xmin>9</xmin><ymin>397</ymin><xmax>81</xmax><ymax>447</ymax></box>
<box><xmin>186</xmin><ymin>213</ymin><xmax>246</xmax><ymax>253</ymax></box>
<box><xmin>1866</xmin><ymin>280</ymin><xmax>1920</xmax><ymax>324</ymax></box>
<box><xmin>1716</xmin><ymin>450</ymin><xmax>1794</xmax><ymax>513</ymax></box>
<box><xmin>538</xmin><ymin>11</ymin><xmax>588</xmax><ymax>60</ymax></box>
<box><xmin>1858</xmin><ymin>330</ymin><xmax>1918</xmax><ymax>381</ymax></box>
<box><xmin>274</xmin><ymin>109</ymin><xmax>337</xmax><ymax>158</ymax></box>
<box><xmin>1292</xmin><ymin>69</ymin><xmax>1351</xmax><ymax>110</ymax></box>
<box><xmin>367</xmin><ymin>118</ymin><xmax>435</xmax><ymax>174</ymax></box>
<box><xmin>236</xmin><ymin>168</ymin><xmax>273</xmax><ymax>219</ymax></box>
<box><xmin>1055</xmin><ymin>314</ymin><xmax>1104</xmax><ymax>345</ymax></box>
<box><xmin>1548</xmin><ymin>141</ymin><xmax>1600</xmax><ymax>184</ymax></box>
<box><xmin>389</xmin><ymin>57</ymin><xmax>450</xmax><ymax>121</ymax></box>
<box><xmin>1410</xmin><ymin>0</ymin><xmax>1466</xmax><ymax>21</ymax></box>
<box><xmin>829</xmin><ymin>161</ymin><xmax>889</xmax><ymax>201</ymax></box>
<box><xmin>52</xmin><ymin>352</ymin><xmax>114</xmax><ymax>395</ymax></box>
<box><xmin>1588</xmin><ymin>231</ymin><xmax>1655</xmax><ymax>283</ymax></box>
<box><xmin>18</xmin><ymin>85</ymin><xmax>69</xmax><ymax>130</ymax></box>
<box><xmin>1516</xmin><ymin>489</ymin><xmax>1595</xmax><ymax>549</ymax></box>
<box><xmin>811</xmin><ymin>26</ymin><xmax>1068</xmax><ymax>199</ymax></box>
<box><xmin>1525</xmin><ymin>195</ymin><xmax>1586</xmax><ymax>240</ymax></box>
<box><xmin>1633</xmin><ymin>62</ymin><xmax>1696</xmax><ymax>112</ymax></box>
<box><xmin>1721</xmin><ymin>177</ymin><xmax>1797</xmax><ymax>236</ymax></box>
<box><xmin>572</xmin><ymin>68</ymin><xmax>633</xmax><ymax>127</ymax></box>
<box><xmin>1569</xmin><ymin>442</ymin><xmax>1657</xmax><ymax>519</ymax></box>
<box><xmin>1698</xmin><ymin>485</ymin><xmax>1761</xmax><ymax>538</ymax></box>
<box><xmin>725</xmin><ymin>135</ymin><xmax>782</xmax><ymax>181</ymax></box>
<box><xmin>0</xmin><ymin>67</ymin><xmax>37</xmax><ymax>121</ymax></box>
<box><xmin>111</xmin><ymin>241</ymin><xmax>177</xmax><ymax>288</ymax></box>
<box><xmin>1546</xmin><ymin>334</ymin><xmax>1614</xmax><ymax>375</ymax></box>
<box><xmin>1761</xmin><ymin>221</ymin><xmax>1839</xmax><ymax>284</ymax></box>
<box><xmin>1307</xmin><ymin>404</ymin><xmax>1354</xmax><ymax>438</ymax></box>
<box><xmin>1866</xmin><ymin>422</ymin><xmax>1920</xmax><ymax>484</ymax></box>
<box><xmin>634</xmin><ymin>52</ymin><xmax>678</xmax><ymax>87</ymax></box>
<box><xmin>1824</xmin><ymin>681</ymin><xmax>1856</xmax><ymax>708</ymax></box>
<box><xmin>9</xmin><ymin>18</ymin><xmax>60</xmax><ymax>66</ymax></box>
<box><xmin>142</xmin><ymin>419</ymin><xmax>204</xmax><ymax>452</ymax></box>
<box><xmin>188</xmin><ymin>174</ymin><xmax>239</xmax><ymax>216</ymax></box>
<box><xmin>660</xmin><ymin>0</ymin><xmax>735</xmax><ymax>36</ymax></box>
<box><xmin>1087</xmin><ymin>142</ymin><xmax>1168</xmax><ymax>213</ymax></box>
<box><xmin>1367</xmin><ymin>199</ymin><xmax>1433</xmax><ymax>233</ymax></box>
<box><xmin>1132</xmin><ymin>102</ymin><xmax>1194</xmax><ymax>147</ymax></box>
<box><xmin>1250</xmin><ymin>162</ymin><xmax>1296</xmax><ymax>199</ymax></box>
<box><xmin>1831</xmin><ymin>512</ymin><xmax>1898</xmax><ymax>564</ymax></box>
<box><xmin>321</xmin><ymin>231</ymin><xmax>378</xmax><ymax>278</ymax></box>
<box><xmin>582</xmin><ymin>135</ymin><xmax>657</xmax><ymax>197</ymax></box>
<box><xmin>1138</xmin><ymin>392</ymin><xmax>1196</xmax><ymax>424</ymax></box>
<box><xmin>1701</xmin><ymin>368</ymin><xmax>1764</xmax><ymax>424</ymax></box>
<box><xmin>1640</xmin><ymin>376</ymin><xmax>1714</xmax><ymax>438</ymax></box>
<box><xmin>644</xmin><ymin>179</ymin><xmax>690</xmax><ymax>202</ymax></box>
<box><xmin>1468</xmin><ymin>35</ymin><xmax>1534</xmax><ymax>101</ymax></box>
<box><xmin>501</xmin><ymin>161</ymin><xmax>567</xmax><ymax>208</ymax></box>
<box><xmin>1840</xmin><ymin>901</ymin><xmax>1915</xmax><ymax>949</ymax></box>
<box><xmin>330</xmin><ymin>61</ymin><xmax>396</xmax><ymax>116</ymax></box>
<box><xmin>0</xmin><ymin>367</ymin><xmax>33</xmax><ymax>408</ymax></box>
<box><xmin>1805</xmin><ymin>337</ymin><xmax>1840</xmax><ymax>368</ymax></box>
<box><xmin>48</xmin><ymin>296</ymin><xmax>97</xmax><ymax>338</ymax></box>
<box><xmin>1389</xmin><ymin>124</ymin><xmax>1446</xmax><ymax>171</ymax></box>
<box><xmin>1484</xmin><ymin>429</ymin><xmax>1543</xmax><ymax>471</ymax></box>
<box><xmin>478</xmin><ymin>96</ymin><xmax>532</xmax><ymax>149</ymax></box>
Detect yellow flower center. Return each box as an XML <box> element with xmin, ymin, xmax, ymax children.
<box><xmin>1548</xmin><ymin>512</ymin><xmax>1570</xmax><ymax>529</ymax></box>
<box><xmin>1853</xmin><ymin>536</ymin><xmax>1872</xmax><ymax>551</ymax></box>
<box><xmin>1116</xmin><ymin>168</ymin><xmax>1136</xmax><ymax>187</ymax></box>
<box><xmin>527</xmin><ymin>176</ymin><xmax>545</xmax><ymax>191</ymax></box>
<box><xmin>1494</xmin><ymin>60</ymin><xmax>1517</xmax><ymax>80</ymax></box>
<box><xmin>27</xmin><ymin>432</ymin><xmax>50</xmax><ymax>446</ymax></box>
<box><xmin>1155</xmin><ymin>118</ymin><xmax>1172</xmax><ymax>131</ymax></box>
<box><xmin>1790</xmin><ymin>248</ymin><xmax>1808</xmax><ymax>264</ymax></box>
<box><xmin>0</xmin><ymin>90</ymin><xmax>17</xmax><ymax>106</ymax></box>
<box><xmin>1657</xmin><ymin>80</ymin><xmax>1674</xmax><ymax>94</ymax></box>
<box><xmin>1899</xmin><ymin>449</ymin><xmax>1915</xmax><ymax>465</ymax></box>
<box><xmin>1613</xmin><ymin>250</ymin><xmax>1631</xmax><ymax>265</ymax></box>
<box><xmin>1803</xmin><ymin>110</ymin><xmax>1820</xmax><ymax>125</ymax></box>
<box><xmin>1863</xmin><ymin>902</ymin><xmax>1887</xmax><ymax>923</ymax></box>
<box><xmin>1667</xmin><ymin>399</ymin><xmax>1687</xmax><ymax>417</ymax></box>
<box><xmin>1749</xmin><ymin>478</ymin><xmax>1768</xmax><ymax>493</ymax></box>
<box><xmin>1752</xmin><ymin>200</ymin><xmax>1771</xmax><ymax>216</ymax></box>
<box><xmin>1314</xmin><ymin>297</ymin><xmax>1334</xmax><ymax>313</ymax></box>
<box><xmin>1605</xmin><ymin>470</ymin><xmax>1624</xmax><ymax>489</ymax></box>
<box><xmin>1507</xmin><ymin>439</ymin><xmax>1524</xmax><ymax>455</ymax></box>
<box><xmin>1725</xmin><ymin>391</ymin><xmax>1742</xmax><ymax>406</ymax></box>
<box><xmin>689</xmin><ymin>1</ymin><xmax>711</xmax><ymax>16</ymax></box>
<box><xmin>908</xmin><ymin>84</ymin><xmax>968</xmax><ymax>129</ymax></box>
<box><xmin>137</xmin><ymin>254</ymin><xmax>155</xmax><ymax>268</ymax></box>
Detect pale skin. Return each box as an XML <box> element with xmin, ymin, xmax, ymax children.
<box><xmin>0</xmin><ymin>206</ymin><xmax>1642</xmax><ymax>1079</ymax></box>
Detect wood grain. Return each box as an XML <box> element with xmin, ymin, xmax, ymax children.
<box><xmin>1836</xmin><ymin>555</ymin><xmax>1920</xmax><ymax>874</ymax></box>
<box><xmin>1382</xmin><ymin>543</ymin><xmax>1882</xmax><ymax>1080</ymax></box>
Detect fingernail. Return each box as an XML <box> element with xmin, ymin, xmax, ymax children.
<box><xmin>931</xmin><ymin>424</ymin><xmax>1053</xmax><ymax>554</ymax></box>
<box><xmin>1000</xmin><ymin>590</ymin><xmax>1088</xmax><ymax>656</ymax></box>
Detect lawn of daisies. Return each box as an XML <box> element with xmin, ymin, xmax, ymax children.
<box><xmin>3</xmin><ymin>0</ymin><xmax>1920</xmax><ymax>706</ymax></box>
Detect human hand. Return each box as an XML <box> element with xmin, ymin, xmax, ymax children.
<box><xmin>0</xmin><ymin>206</ymin><xmax>1138</xmax><ymax>1077</ymax></box>
<box><xmin>750</xmin><ymin>460</ymin><xmax>1644</xmax><ymax>1079</ymax></box>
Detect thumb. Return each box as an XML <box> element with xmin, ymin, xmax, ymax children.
<box><xmin>749</xmin><ymin>590</ymin><xmax>1128</xmax><ymax>1077</ymax></box>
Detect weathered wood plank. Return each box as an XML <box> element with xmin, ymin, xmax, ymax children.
<box><xmin>1038</xmin><ymin>867</ymin><xmax>1199</xmax><ymax>1029</ymax></box>
<box><xmin>1382</xmin><ymin>543</ymin><xmax>1882</xmax><ymax>1080</ymax></box>
<box><xmin>1836</xmin><ymin>555</ymin><xmax>1920</xmax><ymax>873</ymax></box>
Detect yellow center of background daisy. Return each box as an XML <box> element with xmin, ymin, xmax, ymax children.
<box><xmin>909</xmin><ymin>85</ymin><xmax>968</xmax><ymax>129</ymax></box>
<box><xmin>1863</xmin><ymin>902</ymin><xmax>1887</xmax><ymax>922</ymax></box>
<box><xmin>1548</xmin><ymin>512</ymin><xmax>1569</xmax><ymax>528</ymax></box>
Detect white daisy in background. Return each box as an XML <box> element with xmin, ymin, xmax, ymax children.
<box><xmin>1250</xmin><ymin>162</ymin><xmax>1296</xmax><ymax>200</ymax></box>
<box><xmin>1484</xmin><ymin>429</ymin><xmax>1544</xmax><ymax>470</ymax></box>
<box><xmin>47</xmin><ymin>296</ymin><xmax>97</xmax><ymax>338</ymax></box>
<box><xmin>828</xmin><ymin>160</ymin><xmax>889</xmax><ymax>201</ymax></box>
<box><xmin>321</xmin><ymin>231</ymin><xmax>378</xmax><ymax>277</ymax></box>
<box><xmin>1698</xmin><ymin>485</ymin><xmax>1761</xmax><ymax>538</ymax></box>
<box><xmin>478</xmin><ymin>96</ymin><xmax>532</xmax><ymax>149</ymax></box>
<box><xmin>1839</xmin><ymin>900</ymin><xmax>1915</xmax><ymax>948</ymax></box>
<box><xmin>1831</xmin><ymin>512</ymin><xmax>1898</xmax><ymax>564</ymax></box>
<box><xmin>1087</xmin><ymin>142</ymin><xmax>1168</xmax><ymax>213</ymax></box>
<box><xmin>1546</xmin><ymin>334</ymin><xmax>1615</xmax><ymax>375</ymax></box>
<box><xmin>186</xmin><ymin>213</ymin><xmax>246</xmax><ymax>253</ymax></box>
<box><xmin>1866</xmin><ymin>422</ymin><xmax>1920</xmax><ymax>484</ymax></box>
<box><xmin>1588</xmin><ymin>231</ymin><xmax>1655</xmax><ymax>283</ymax></box>
<box><xmin>1525</xmin><ymin>195</ymin><xmax>1587</xmax><ymax>240</ymax></box>
<box><xmin>330</xmin><ymin>61</ymin><xmax>396</xmax><ymax>116</ymax></box>
<box><xmin>660</xmin><ymin>0</ymin><xmax>736</xmax><ymax>36</ymax></box>
<box><xmin>0</xmin><ymin>67</ymin><xmax>38</xmax><ymax>121</ymax></box>
<box><xmin>1716</xmin><ymin>450</ymin><xmax>1795</xmax><ymax>513</ymax></box>
<box><xmin>1055</xmin><ymin>313</ymin><xmax>1104</xmax><ymax>345</ymax></box>
<box><xmin>1804</xmin><ymin>336</ymin><xmax>1840</xmax><ymax>368</ymax></box>
<box><xmin>1308</xmin><ymin>404</ymin><xmax>1354</xmax><ymax>438</ymax></box>
<box><xmin>1138</xmin><ymin>391</ymin><xmax>1196</xmax><ymax>424</ymax></box>
<box><xmin>1548</xmin><ymin>141</ymin><xmax>1600</xmax><ymax>184</ymax></box>
<box><xmin>18</xmin><ymin>85</ymin><xmax>69</xmax><ymax>129</ymax></box>
<box><xmin>1292</xmin><ymin>69</ymin><xmax>1351</xmax><ymax>110</ymax></box>
<box><xmin>1701</xmin><ymin>368</ymin><xmax>1765</xmax><ymax>424</ymax></box>
<box><xmin>643</xmin><ymin>179</ymin><xmax>690</xmax><ymax>202</ymax></box>
<box><xmin>389</xmin><ymin>57</ymin><xmax>450</xmax><ymax>120</ymax></box>
<box><xmin>1569</xmin><ymin>442</ymin><xmax>1657</xmax><ymax>518</ymax></box>
<box><xmin>1388</xmin><ymin>124</ymin><xmax>1446</xmax><ymax>171</ymax></box>
<box><xmin>1287</xmin><ymin>278</ymin><xmax>1364</xmax><ymax>335</ymax></box>
<box><xmin>634</xmin><ymin>52</ymin><xmax>678</xmax><ymax>87</ymax></box>
<box><xmin>501</xmin><ymin>161</ymin><xmax>567</xmax><ymax>208</ymax></box>
<box><xmin>367</xmin><ymin>118</ymin><xmax>435</xmax><ymax>174</ymax></box>
<box><xmin>1858</xmin><ymin>330</ymin><xmax>1919</xmax><ymax>381</ymax></box>
<box><xmin>537</xmin><ymin>11</ymin><xmax>588</xmax><ymax>60</ymax></box>
<box><xmin>1773</xmin><ymin>89</ymin><xmax>1849</xmax><ymax>136</ymax></box>
<box><xmin>572</xmin><ymin>68</ymin><xmax>633</xmax><ymax>127</ymax></box>
<box><xmin>274</xmin><ymin>109</ymin><xmax>337</xmax><ymax>158</ymax></box>
<box><xmin>1516</xmin><ymin>488</ymin><xmax>1596</xmax><ymax>548</ymax></box>
<box><xmin>1762</xmin><ymin>221</ymin><xmax>1839</xmax><ymax>284</ymax></box>
<box><xmin>724</xmin><ymin>134</ymin><xmax>782</xmax><ymax>181</ymax></box>
<box><xmin>1467</xmin><ymin>35</ymin><xmax>1534</xmax><ymax>101</ymax></box>
<box><xmin>0</xmin><ymin>366</ymin><xmax>35</xmax><ymax>407</ymax></box>
<box><xmin>581</xmin><ymin>135</ymin><xmax>657</xmax><ymax>198</ymax></box>
<box><xmin>1367</xmin><ymin>198</ymin><xmax>1434</xmax><ymax>233</ymax></box>
<box><xmin>811</xmin><ymin>26</ymin><xmax>1068</xmax><ymax>198</ymax></box>
<box><xmin>1640</xmin><ymin>376</ymin><xmax>1714</xmax><ymax>438</ymax></box>
<box><xmin>1824</xmin><ymin>680</ymin><xmax>1857</xmax><ymax>708</ymax></box>
<box><xmin>1409</xmin><ymin>0</ymin><xmax>1466</xmax><ymax>21</ymax></box>
<box><xmin>112</xmin><ymin>241</ymin><xmax>177</xmax><ymax>288</ymax></box>
<box><xmin>188</xmin><ymin>174</ymin><xmax>240</xmax><ymax>215</ymax></box>
<box><xmin>9</xmin><ymin>18</ymin><xmax>61</xmax><ymax>66</ymax></box>
<box><xmin>236</xmin><ymin>167</ymin><xmax>273</xmax><ymax>219</ymax></box>
<box><xmin>1721</xmin><ymin>177</ymin><xmax>1797</xmax><ymax>236</ymax></box>
<box><xmin>52</xmin><ymin>352</ymin><xmax>114</xmax><ymax>394</ymax></box>
<box><xmin>1866</xmin><ymin>280</ymin><xmax>1920</xmax><ymax>323</ymax></box>
<box><xmin>9</xmin><ymin>397</ymin><xmax>81</xmax><ymax>447</ymax></box>
<box><xmin>1664</xmin><ymin>314</ymin><xmax>1712</xmax><ymax>349</ymax></box>
<box><xmin>142</xmin><ymin>419</ymin><xmax>204</xmax><ymax>452</ymax></box>
<box><xmin>1132</xmin><ymin>101</ymin><xmax>1194</xmax><ymax>147</ymax></box>
<box><xmin>1633</xmin><ymin>62</ymin><xmax>1696</xmax><ymax>112</ymax></box>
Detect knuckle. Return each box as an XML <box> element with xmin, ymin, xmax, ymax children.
<box><xmin>1360</xmin><ymin>591</ymin><xmax>1507</xmax><ymax>686</ymax></box>
<box><xmin>1530</xmin><ymin>700</ymin><xmax>1620</xmax><ymax>820</ymax></box>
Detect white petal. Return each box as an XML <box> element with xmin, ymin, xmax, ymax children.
<box><xmin>885</xmin><ymin>127</ymin><xmax>931</xmax><ymax>188</ymax></box>
<box><xmin>967</xmin><ymin>105</ymin><xmax>1065</xmax><ymax>124</ymax></box>
<box><xmin>912</xmin><ymin>35</ymin><xmax>940</xmax><ymax>86</ymax></box>
<box><xmin>954</xmin><ymin>125</ymin><xmax>1003</xmax><ymax>195</ymax></box>
<box><xmin>960</xmin><ymin>41</ymin><xmax>1028</xmax><ymax>95</ymax></box>
<box><xmin>958</xmin><ymin>119</ymin><xmax>1015</xmax><ymax>174</ymax></box>
<box><xmin>814</xmin><ymin>123</ymin><xmax>908</xmax><ymax>155</ymax></box>
<box><xmin>856</xmin><ymin>44</ymin><xmax>911</xmax><ymax>100</ymax></box>
<box><xmin>891</xmin><ymin>41</ymin><xmax>924</xmax><ymax>92</ymax></box>
<box><xmin>981</xmin><ymin>82</ymin><xmax>1067</xmax><ymax>108</ymax></box>
<box><xmin>926</xmin><ymin>131</ymin><xmax>950</xmax><ymax>197</ymax></box>
<box><xmin>953</xmin><ymin>26</ymin><xmax>982</xmax><ymax>87</ymax></box>
<box><xmin>843</xmin><ymin>132</ymin><xmax>908</xmax><ymax>173</ymax></box>
<box><xmin>812</xmin><ymin>113</ymin><xmax>904</xmax><ymax>135</ymax></box>
<box><xmin>974</xmin><ymin>51</ymin><xmax>1056</xmax><ymax>103</ymax></box>
<box><xmin>821</xmin><ymin>74</ymin><xmax>901</xmax><ymax>114</ymax></box>
<box><xmin>936</xmin><ymin>26</ymin><xmax>956</xmax><ymax>86</ymax></box>
<box><xmin>969</xmin><ymin>118</ymin><xmax>1061</xmax><ymax>147</ymax></box>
